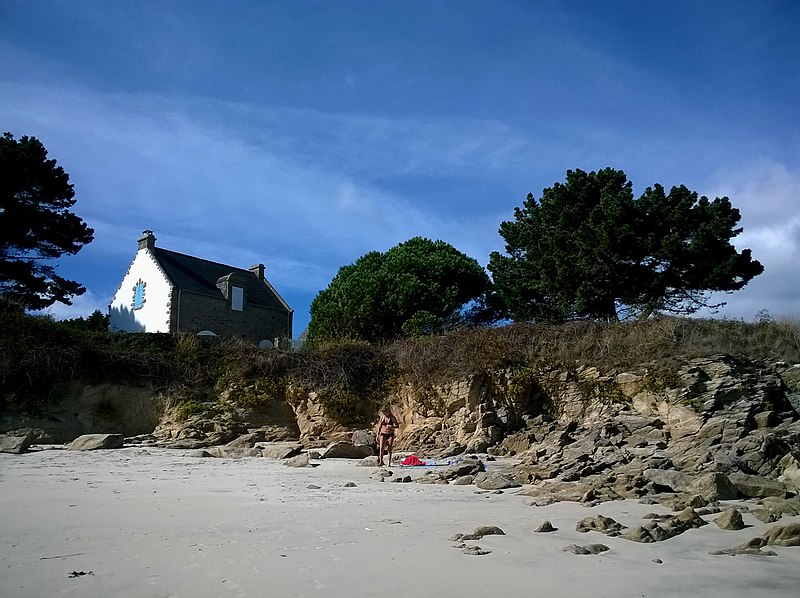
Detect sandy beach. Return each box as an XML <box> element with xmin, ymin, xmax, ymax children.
<box><xmin>1</xmin><ymin>446</ymin><xmax>798</xmax><ymax>598</ymax></box>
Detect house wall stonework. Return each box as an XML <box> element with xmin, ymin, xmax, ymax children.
<box><xmin>174</xmin><ymin>291</ymin><xmax>290</xmax><ymax>343</ymax></box>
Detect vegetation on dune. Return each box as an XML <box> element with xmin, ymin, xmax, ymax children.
<box><xmin>1</xmin><ymin>305</ymin><xmax>798</xmax><ymax>420</ymax></box>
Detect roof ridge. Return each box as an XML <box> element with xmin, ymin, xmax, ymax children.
<box><xmin>153</xmin><ymin>246</ymin><xmax>251</xmax><ymax>274</ymax></box>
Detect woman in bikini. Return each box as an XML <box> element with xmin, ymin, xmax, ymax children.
<box><xmin>375</xmin><ymin>407</ymin><xmax>398</xmax><ymax>467</ymax></box>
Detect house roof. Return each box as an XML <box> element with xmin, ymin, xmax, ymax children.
<box><xmin>151</xmin><ymin>247</ymin><xmax>291</xmax><ymax>312</ymax></box>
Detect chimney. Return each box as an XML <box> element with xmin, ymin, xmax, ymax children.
<box><xmin>138</xmin><ymin>230</ymin><xmax>156</xmax><ymax>250</ymax></box>
<box><xmin>249</xmin><ymin>263</ymin><xmax>265</xmax><ymax>280</ymax></box>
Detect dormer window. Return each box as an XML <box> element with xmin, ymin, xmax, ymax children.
<box><xmin>231</xmin><ymin>286</ymin><xmax>244</xmax><ymax>311</ymax></box>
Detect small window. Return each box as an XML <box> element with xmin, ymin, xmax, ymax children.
<box><xmin>231</xmin><ymin>286</ymin><xmax>244</xmax><ymax>311</ymax></box>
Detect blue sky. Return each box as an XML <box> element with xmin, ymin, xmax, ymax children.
<box><xmin>2</xmin><ymin>1</ymin><xmax>799</xmax><ymax>336</ymax></box>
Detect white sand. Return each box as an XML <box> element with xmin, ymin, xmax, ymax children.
<box><xmin>1</xmin><ymin>447</ymin><xmax>798</xmax><ymax>598</ymax></box>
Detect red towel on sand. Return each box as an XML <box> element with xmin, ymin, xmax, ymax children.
<box><xmin>401</xmin><ymin>455</ymin><xmax>426</xmax><ymax>466</ymax></box>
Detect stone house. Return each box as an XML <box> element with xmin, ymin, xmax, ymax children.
<box><xmin>109</xmin><ymin>230</ymin><xmax>293</xmax><ymax>345</ymax></box>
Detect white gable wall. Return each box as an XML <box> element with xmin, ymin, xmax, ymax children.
<box><xmin>109</xmin><ymin>250</ymin><xmax>173</xmax><ymax>333</ymax></box>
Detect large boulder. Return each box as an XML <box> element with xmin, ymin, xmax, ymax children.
<box><xmin>763</xmin><ymin>523</ymin><xmax>800</xmax><ymax>547</ymax></box>
<box><xmin>0</xmin><ymin>430</ymin><xmax>35</xmax><ymax>454</ymax></box>
<box><xmin>689</xmin><ymin>472</ymin><xmax>738</xmax><ymax>501</ymax></box>
<box><xmin>261</xmin><ymin>442</ymin><xmax>304</xmax><ymax>459</ymax></box>
<box><xmin>321</xmin><ymin>441</ymin><xmax>374</xmax><ymax>459</ymax></box>
<box><xmin>67</xmin><ymin>434</ymin><xmax>124</xmax><ymax>451</ymax></box>
<box><xmin>473</xmin><ymin>471</ymin><xmax>521</xmax><ymax>490</ymax></box>
<box><xmin>728</xmin><ymin>472</ymin><xmax>786</xmax><ymax>498</ymax></box>
<box><xmin>643</xmin><ymin>469</ymin><xmax>689</xmax><ymax>493</ymax></box>
<box><xmin>351</xmin><ymin>430</ymin><xmax>377</xmax><ymax>450</ymax></box>
<box><xmin>203</xmin><ymin>446</ymin><xmax>262</xmax><ymax>458</ymax></box>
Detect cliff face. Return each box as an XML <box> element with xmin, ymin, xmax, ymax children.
<box><xmin>3</xmin><ymin>355</ymin><xmax>800</xmax><ymax>497</ymax></box>
<box><xmin>0</xmin><ymin>381</ymin><xmax>166</xmax><ymax>444</ymax></box>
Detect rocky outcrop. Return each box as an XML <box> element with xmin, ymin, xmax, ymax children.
<box><xmin>68</xmin><ymin>434</ymin><xmax>124</xmax><ymax>451</ymax></box>
<box><xmin>0</xmin><ymin>382</ymin><xmax>166</xmax><ymax>443</ymax></box>
<box><xmin>2</xmin><ymin>354</ymin><xmax>798</xmax><ymax>509</ymax></box>
<box><xmin>0</xmin><ymin>430</ymin><xmax>35</xmax><ymax>454</ymax></box>
<box><xmin>321</xmin><ymin>441</ymin><xmax>374</xmax><ymax>459</ymax></box>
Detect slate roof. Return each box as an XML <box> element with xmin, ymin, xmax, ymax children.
<box><xmin>151</xmin><ymin>247</ymin><xmax>290</xmax><ymax>312</ymax></box>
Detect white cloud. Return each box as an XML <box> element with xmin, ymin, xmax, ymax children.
<box><xmin>705</xmin><ymin>160</ymin><xmax>800</xmax><ymax>321</ymax></box>
<box><xmin>34</xmin><ymin>289</ymin><xmax>108</xmax><ymax>321</ymax></box>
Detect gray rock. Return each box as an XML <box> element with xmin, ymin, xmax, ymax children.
<box><xmin>284</xmin><ymin>453</ymin><xmax>313</xmax><ymax>467</ymax></box>
<box><xmin>451</xmin><ymin>475</ymin><xmax>475</xmax><ymax>485</ymax></box>
<box><xmin>674</xmin><ymin>506</ymin><xmax>709</xmax><ymax>529</ymax></box>
<box><xmin>728</xmin><ymin>472</ymin><xmax>786</xmax><ymax>498</ymax></box>
<box><xmin>534</xmin><ymin>520</ymin><xmax>557</xmax><ymax>533</ymax></box>
<box><xmin>473</xmin><ymin>472</ymin><xmax>521</xmax><ymax>490</ymax></box>
<box><xmin>225</xmin><ymin>433</ymin><xmax>258</xmax><ymax>449</ymax></box>
<box><xmin>67</xmin><ymin>434</ymin><xmax>123</xmax><ymax>451</ymax></box>
<box><xmin>709</xmin><ymin>536</ymin><xmax>778</xmax><ymax>556</ymax></box>
<box><xmin>159</xmin><ymin>438</ymin><xmax>210</xmax><ymax>449</ymax></box>
<box><xmin>623</xmin><ymin>525</ymin><xmax>658</xmax><ymax>543</ymax></box>
<box><xmin>576</xmin><ymin>515</ymin><xmax>625</xmax><ymax>536</ymax></box>
<box><xmin>760</xmin><ymin>496</ymin><xmax>800</xmax><ymax>515</ymax></box>
<box><xmin>0</xmin><ymin>430</ymin><xmax>35</xmax><ymax>454</ymax></box>
<box><xmin>763</xmin><ymin>523</ymin><xmax>800</xmax><ymax>546</ymax></box>
<box><xmin>459</xmin><ymin>525</ymin><xmax>505</xmax><ymax>540</ymax></box>
<box><xmin>562</xmin><ymin>543</ymin><xmax>609</xmax><ymax>555</ymax></box>
<box><xmin>351</xmin><ymin>429</ymin><xmax>376</xmax><ymax>449</ymax></box>
<box><xmin>415</xmin><ymin>471</ymin><xmax>448</xmax><ymax>484</ymax></box>
<box><xmin>461</xmin><ymin>545</ymin><xmax>492</xmax><ymax>555</ymax></box>
<box><xmin>445</xmin><ymin>457</ymin><xmax>484</xmax><ymax>478</ymax></box>
<box><xmin>440</xmin><ymin>442</ymin><xmax>467</xmax><ymax>458</ymax></box>
<box><xmin>466</xmin><ymin>435</ymin><xmax>490</xmax><ymax>454</ymax></box>
<box><xmin>751</xmin><ymin>508</ymin><xmax>783</xmax><ymax>523</ymax></box>
<box><xmin>321</xmin><ymin>441</ymin><xmax>374</xmax><ymax>459</ymax></box>
<box><xmin>714</xmin><ymin>508</ymin><xmax>745</xmax><ymax>530</ymax></box>
<box><xmin>204</xmin><ymin>446</ymin><xmax>261</xmax><ymax>458</ymax></box>
<box><xmin>643</xmin><ymin>469</ymin><xmax>689</xmax><ymax>493</ymax></box>
<box><xmin>777</xmin><ymin>454</ymin><xmax>800</xmax><ymax>494</ymax></box>
<box><xmin>690</xmin><ymin>472</ymin><xmax>738</xmax><ymax>501</ymax></box>
<box><xmin>261</xmin><ymin>443</ymin><xmax>304</xmax><ymax>459</ymax></box>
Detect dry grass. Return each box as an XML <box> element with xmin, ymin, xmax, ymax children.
<box><xmin>2</xmin><ymin>309</ymin><xmax>798</xmax><ymax>417</ymax></box>
<box><xmin>387</xmin><ymin>316</ymin><xmax>800</xmax><ymax>384</ymax></box>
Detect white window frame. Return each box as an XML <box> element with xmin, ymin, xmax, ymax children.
<box><xmin>231</xmin><ymin>286</ymin><xmax>244</xmax><ymax>311</ymax></box>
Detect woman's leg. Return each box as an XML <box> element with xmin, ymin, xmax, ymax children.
<box><xmin>386</xmin><ymin>436</ymin><xmax>394</xmax><ymax>467</ymax></box>
<box><xmin>377</xmin><ymin>434</ymin><xmax>385</xmax><ymax>466</ymax></box>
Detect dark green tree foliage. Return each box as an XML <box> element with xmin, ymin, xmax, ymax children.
<box><xmin>59</xmin><ymin>309</ymin><xmax>110</xmax><ymax>332</ymax></box>
<box><xmin>488</xmin><ymin>168</ymin><xmax>763</xmax><ymax>322</ymax></box>
<box><xmin>0</xmin><ymin>133</ymin><xmax>94</xmax><ymax>310</ymax></box>
<box><xmin>309</xmin><ymin>237</ymin><xmax>490</xmax><ymax>341</ymax></box>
